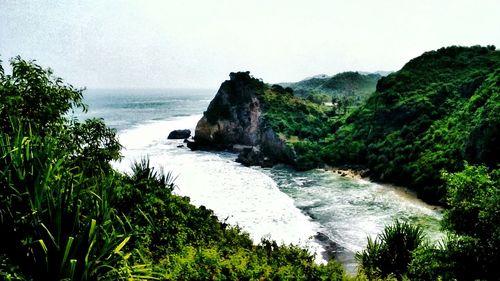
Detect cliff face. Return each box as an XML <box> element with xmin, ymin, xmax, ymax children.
<box><xmin>191</xmin><ymin>72</ymin><xmax>295</xmax><ymax>166</ymax></box>
<box><xmin>194</xmin><ymin>72</ymin><xmax>264</xmax><ymax>146</ymax></box>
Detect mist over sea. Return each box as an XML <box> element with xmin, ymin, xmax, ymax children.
<box><xmin>76</xmin><ymin>88</ymin><xmax>443</xmax><ymax>272</ymax></box>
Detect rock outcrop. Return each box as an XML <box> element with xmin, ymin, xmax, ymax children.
<box><xmin>189</xmin><ymin>71</ymin><xmax>295</xmax><ymax>166</ymax></box>
<box><xmin>168</xmin><ymin>129</ymin><xmax>191</xmax><ymax>139</ymax></box>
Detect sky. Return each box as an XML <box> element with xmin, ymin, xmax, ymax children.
<box><xmin>1</xmin><ymin>0</ymin><xmax>499</xmax><ymax>89</ymax></box>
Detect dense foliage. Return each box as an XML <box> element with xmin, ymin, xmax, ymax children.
<box><xmin>412</xmin><ymin>164</ymin><xmax>500</xmax><ymax>280</ymax></box>
<box><xmin>0</xmin><ymin>57</ymin><xmax>129</xmax><ymax>280</ymax></box>
<box><xmin>258</xmin><ymin>84</ymin><xmax>343</xmax><ymax>170</ymax></box>
<box><xmin>259</xmin><ymin>85</ymin><xmax>332</xmax><ymax>141</ymax></box>
<box><xmin>0</xmin><ymin>58</ymin><xmax>351</xmax><ymax>280</ymax></box>
<box><xmin>322</xmin><ymin>46</ymin><xmax>500</xmax><ymax>203</ymax></box>
<box><xmin>356</xmin><ymin>221</ymin><xmax>426</xmax><ymax>279</ymax></box>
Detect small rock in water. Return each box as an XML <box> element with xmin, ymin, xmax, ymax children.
<box><xmin>177</xmin><ymin>144</ymin><xmax>184</xmax><ymax>148</ymax></box>
<box><xmin>168</xmin><ymin>129</ymin><xmax>191</xmax><ymax>139</ymax></box>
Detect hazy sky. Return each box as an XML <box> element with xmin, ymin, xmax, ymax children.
<box><xmin>1</xmin><ymin>0</ymin><xmax>499</xmax><ymax>89</ymax></box>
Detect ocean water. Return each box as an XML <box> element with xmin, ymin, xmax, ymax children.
<box><xmin>78</xmin><ymin>88</ymin><xmax>213</xmax><ymax>131</ymax></box>
<box><xmin>76</xmin><ymin>88</ymin><xmax>443</xmax><ymax>273</ymax></box>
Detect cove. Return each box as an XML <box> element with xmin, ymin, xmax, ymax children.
<box><xmin>113</xmin><ymin>115</ymin><xmax>443</xmax><ymax>273</ymax></box>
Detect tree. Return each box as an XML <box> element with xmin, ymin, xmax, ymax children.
<box><xmin>409</xmin><ymin>164</ymin><xmax>500</xmax><ymax>280</ymax></box>
<box><xmin>0</xmin><ymin>57</ymin><xmax>134</xmax><ymax>280</ymax></box>
<box><xmin>442</xmin><ymin>164</ymin><xmax>500</xmax><ymax>279</ymax></box>
<box><xmin>0</xmin><ymin>57</ymin><xmax>86</xmax><ymax>133</ymax></box>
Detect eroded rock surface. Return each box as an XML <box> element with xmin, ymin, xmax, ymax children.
<box><xmin>190</xmin><ymin>72</ymin><xmax>295</xmax><ymax>166</ymax></box>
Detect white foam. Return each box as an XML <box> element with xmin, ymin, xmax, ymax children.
<box><xmin>117</xmin><ymin>115</ymin><xmax>201</xmax><ymax>151</ymax></box>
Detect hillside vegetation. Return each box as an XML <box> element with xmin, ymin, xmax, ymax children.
<box><xmin>320</xmin><ymin>45</ymin><xmax>500</xmax><ymax>203</ymax></box>
<box><xmin>281</xmin><ymin>72</ymin><xmax>381</xmax><ymax>106</ymax></box>
<box><xmin>259</xmin><ymin>84</ymin><xmax>332</xmax><ymax>141</ymax></box>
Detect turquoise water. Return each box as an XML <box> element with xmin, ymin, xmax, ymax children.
<box><xmin>260</xmin><ymin>166</ymin><xmax>442</xmax><ymax>268</ymax></box>
<box><xmin>77</xmin><ymin>88</ymin><xmax>443</xmax><ymax>273</ymax></box>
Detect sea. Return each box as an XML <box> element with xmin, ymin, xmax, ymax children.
<box><xmin>74</xmin><ymin>88</ymin><xmax>443</xmax><ymax>273</ymax></box>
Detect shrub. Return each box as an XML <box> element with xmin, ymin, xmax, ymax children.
<box><xmin>356</xmin><ymin>221</ymin><xmax>426</xmax><ymax>279</ymax></box>
<box><xmin>0</xmin><ymin>58</ymin><xmax>148</xmax><ymax>280</ymax></box>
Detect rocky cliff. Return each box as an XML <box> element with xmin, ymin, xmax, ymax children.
<box><xmin>189</xmin><ymin>72</ymin><xmax>295</xmax><ymax>166</ymax></box>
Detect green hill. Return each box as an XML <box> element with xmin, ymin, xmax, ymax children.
<box><xmin>281</xmin><ymin>71</ymin><xmax>382</xmax><ymax>105</ymax></box>
<box><xmin>319</xmin><ymin>45</ymin><xmax>500</xmax><ymax>203</ymax></box>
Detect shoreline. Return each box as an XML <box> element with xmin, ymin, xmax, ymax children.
<box><xmin>326</xmin><ymin>165</ymin><xmax>367</xmax><ymax>180</ymax></box>
<box><xmin>325</xmin><ymin>165</ymin><xmax>444</xmax><ymax>211</ymax></box>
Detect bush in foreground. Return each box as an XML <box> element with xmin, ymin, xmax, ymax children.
<box><xmin>356</xmin><ymin>221</ymin><xmax>426</xmax><ymax>279</ymax></box>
